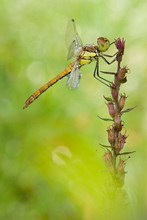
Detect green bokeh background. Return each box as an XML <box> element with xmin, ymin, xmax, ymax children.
<box><xmin>1</xmin><ymin>0</ymin><xmax>147</xmax><ymax>219</ymax></box>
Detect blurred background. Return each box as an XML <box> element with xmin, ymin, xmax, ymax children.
<box><xmin>0</xmin><ymin>0</ymin><xmax>147</xmax><ymax>219</ymax></box>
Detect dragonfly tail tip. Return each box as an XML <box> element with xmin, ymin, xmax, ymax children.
<box><xmin>23</xmin><ymin>104</ymin><xmax>27</xmax><ymax>110</ymax></box>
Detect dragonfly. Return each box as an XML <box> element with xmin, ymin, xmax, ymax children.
<box><xmin>23</xmin><ymin>19</ymin><xmax>117</xmax><ymax>109</ymax></box>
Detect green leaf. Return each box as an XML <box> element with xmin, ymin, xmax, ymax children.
<box><xmin>118</xmin><ymin>151</ymin><xmax>136</xmax><ymax>155</ymax></box>
<box><xmin>103</xmin><ymin>96</ymin><xmax>113</xmax><ymax>102</ymax></box>
<box><xmin>99</xmin><ymin>144</ymin><xmax>112</xmax><ymax>148</ymax></box>
<box><xmin>97</xmin><ymin>116</ymin><xmax>113</xmax><ymax>121</ymax></box>
<box><xmin>121</xmin><ymin>106</ymin><xmax>137</xmax><ymax>114</ymax></box>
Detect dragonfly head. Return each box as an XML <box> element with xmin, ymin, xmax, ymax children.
<box><xmin>97</xmin><ymin>37</ymin><xmax>110</xmax><ymax>52</ymax></box>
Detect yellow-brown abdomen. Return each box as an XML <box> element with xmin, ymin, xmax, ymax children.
<box><xmin>23</xmin><ymin>62</ymin><xmax>75</xmax><ymax>109</ymax></box>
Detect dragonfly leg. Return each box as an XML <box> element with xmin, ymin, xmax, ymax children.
<box><xmin>100</xmin><ymin>70</ymin><xmax>116</xmax><ymax>75</ymax></box>
<box><xmin>110</xmin><ymin>41</ymin><xmax>115</xmax><ymax>46</ymax></box>
<box><xmin>93</xmin><ymin>58</ymin><xmax>112</xmax><ymax>87</ymax></box>
<box><xmin>101</xmin><ymin>55</ymin><xmax>117</xmax><ymax>65</ymax></box>
<box><xmin>98</xmin><ymin>51</ymin><xmax>118</xmax><ymax>68</ymax></box>
<box><xmin>103</xmin><ymin>51</ymin><xmax>118</xmax><ymax>58</ymax></box>
<box><xmin>99</xmin><ymin>51</ymin><xmax>118</xmax><ymax>75</ymax></box>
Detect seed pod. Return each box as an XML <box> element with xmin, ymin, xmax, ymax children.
<box><xmin>114</xmin><ymin>113</ymin><xmax>122</xmax><ymax>131</ymax></box>
<box><xmin>107</xmin><ymin>102</ymin><xmax>115</xmax><ymax>118</ymax></box>
<box><xmin>118</xmin><ymin>67</ymin><xmax>128</xmax><ymax>81</ymax></box>
<box><xmin>107</xmin><ymin>127</ymin><xmax>115</xmax><ymax>145</ymax></box>
<box><xmin>116</xmin><ymin>158</ymin><xmax>126</xmax><ymax>187</ymax></box>
<box><xmin>111</xmin><ymin>84</ymin><xmax>118</xmax><ymax>100</ymax></box>
<box><xmin>103</xmin><ymin>150</ymin><xmax>115</xmax><ymax>175</ymax></box>
<box><xmin>119</xmin><ymin>94</ymin><xmax>127</xmax><ymax>110</ymax></box>
<box><xmin>114</xmin><ymin>133</ymin><xmax>127</xmax><ymax>154</ymax></box>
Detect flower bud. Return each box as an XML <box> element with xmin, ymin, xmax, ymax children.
<box><xmin>111</xmin><ymin>84</ymin><xmax>118</xmax><ymax>100</ymax></box>
<box><xmin>114</xmin><ymin>137</ymin><xmax>119</xmax><ymax>154</ymax></box>
<box><xmin>114</xmin><ymin>113</ymin><xmax>122</xmax><ymax>131</ymax></box>
<box><xmin>119</xmin><ymin>94</ymin><xmax>127</xmax><ymax>110</ymax></box>
<box><xmin>117</xmin><ymin>158</ymin><xmax>125</xmax><ymax>173</ymax></box>
<box><xmin>107</xmin><ymin>102</ymin><xmax>115</xmax><ymax>118</ymax></box>
<box><xmin>119</xmin><ymin>134</ymin><xmax>127</xmax><ymax>150</ymax></box>
<box><xmin>116</xmin><ymin>158</ymin><xmax>126</xmax><ymax>187</ymax></box>
<box><xmin>115</xmin><ymin>38</ymin><xmax>125</xmax><ymax>53</ymax></box>
<box><xmin>114</xmin><ymin>133</ymin><xmax>127</xmax><ymax>154</ymax></box>
<box><xmin>103</xmin><ymin>150</ymin><xmax>115</xmax><ymax>175</ymax></box>
<box><xmin>107</xmin><ymin>127</ymin><xmax>115</xmax><ymax>145</ymax></box>
<box><xmin>115</xmin><ymin>38</ymin><xmax>125</xmax><ymax>62</ymax></box>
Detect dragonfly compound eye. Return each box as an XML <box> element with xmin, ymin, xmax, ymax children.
<box><xmin>97</xmin><ymin>37</ymin><xmax>110</xmax><ymax>52</ymax></box>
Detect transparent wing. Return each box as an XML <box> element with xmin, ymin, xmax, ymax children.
<box><xmin>65</xmin><ymin>19</ymin><xmax>83</xmax><ymax>60</ymax></box>
<box><xmin>67</xmin><ymin>62</ymin><xmax>82</xmax><ymax>89</ymax></box>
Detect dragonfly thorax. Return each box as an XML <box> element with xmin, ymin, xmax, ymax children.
<box><xmin>78</xmin><ymin>46</ymin><xmax>98</xmax><ymax>66</ymax></box>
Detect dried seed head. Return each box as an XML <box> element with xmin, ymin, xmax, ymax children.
<box><xmin>118</xmin><ymin>67</ymin><xmax>128</xmax><ymax>82</ymax></box>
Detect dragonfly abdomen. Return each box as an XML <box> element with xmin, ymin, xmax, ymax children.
<box><xmin>23</xmin><ymin>62</ymin><xmax>75</xmax><ymax>109</ymax></box>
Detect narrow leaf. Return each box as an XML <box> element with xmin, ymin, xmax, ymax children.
<box><xmin>97</xmin><ymin>115</ymin><xmax>113</xmax><ymax>122</ymax></box>
<box><xmin>103</xmin><ymin>96</ymin><xmax>113</xmax><ymax>102</ymax></box>
<box><xmin>121</xmin><ymin>106</ymin><xmax>137</xmax><ymax>114</ymax></box>
<box><xmin>99</xmin><ymin>144</ymin><xmax>112</xmax><ymax>148</ymax></box>
<box><xmin>118</xmin><ymin>151</ymin><xmax>136</xmax><ymax>155</ymax></box>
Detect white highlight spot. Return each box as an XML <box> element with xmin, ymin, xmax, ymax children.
<box><xmin>52</xmin><ymin>146</ymin><xmax>72</xmax><ymax>165</ymax></box>
<box><xmin>26</xmin><ymin>61</ymin><xmax>46</xmax><ymax>84</ymax></box>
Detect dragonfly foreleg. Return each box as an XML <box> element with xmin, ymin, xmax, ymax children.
<box><xmin>110</xmin><ymin>41</ymin><xmax>115</xmax><ymax>46</ymax></box>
